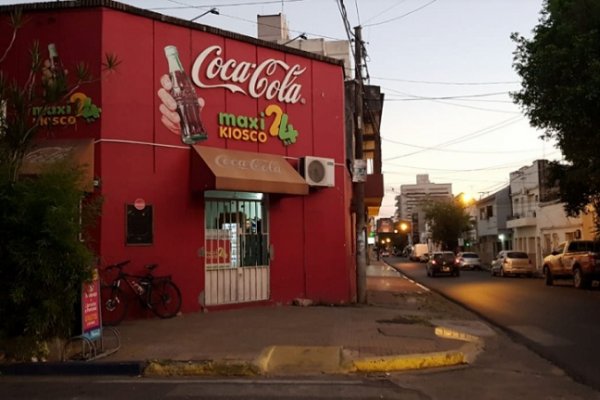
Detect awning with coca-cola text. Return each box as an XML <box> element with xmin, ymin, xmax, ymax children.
<box><xmin>191</xmin><ymin>145</ymin><xmax>308</xmax><ymax>195</ymax></box>
<box><xmin>20</xmin><ymin>138</ymin><xmax>95</xmax><ymax>192</ymax></box>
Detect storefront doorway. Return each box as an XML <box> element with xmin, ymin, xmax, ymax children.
<box><xmin>204</xmin><ymin>191</ymin><xmax>270</xmax><ymax>305</ymax></box>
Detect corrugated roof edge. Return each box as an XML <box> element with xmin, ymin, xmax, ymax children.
<box><xmin>0</xmin><ymin>0</ymin><xmax>345</xmax><ymax>68</ymax></box>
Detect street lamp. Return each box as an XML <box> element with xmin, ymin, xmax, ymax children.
<box><xmin>191</xmin><ymin>7</ymin><xmax>219</xmax><ymax>22</ymax></box>
<box><xmin>283</xmin><ymin>33</ymin><xmax>308</xmax><ymax>45</ymax></box>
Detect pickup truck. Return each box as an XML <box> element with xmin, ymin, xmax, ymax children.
<box><xmin>542</xmin><ymin>240</ymin><xmax>600</xmax><ymax>288</ymax></box>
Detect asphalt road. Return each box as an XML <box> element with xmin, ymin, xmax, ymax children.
<box><xmin>0</xmin><ymin>376</ymin><xmax>426</xmax><ymax>400</ymax></box>
<box><xmin>387</xmin><ymin>256</ymin><xmax>600</xmax><ymax>391</ymax></box>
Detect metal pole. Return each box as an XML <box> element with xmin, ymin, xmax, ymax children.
<box><xmin>354</xmin><ymin>26</ymin><xmax>367</xmax><ymax>304</ymax></box>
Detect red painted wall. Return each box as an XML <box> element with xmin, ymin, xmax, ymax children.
<box><xmin>0</xmin><ymin>3</ymin><xmax>355</xmax><ymax>314</ymax></box>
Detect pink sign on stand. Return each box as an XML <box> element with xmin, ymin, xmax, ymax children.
<box><xmin>82</xmin><ymin>269</ymin><xmax>101</xmax><ymax>340</ymax></box>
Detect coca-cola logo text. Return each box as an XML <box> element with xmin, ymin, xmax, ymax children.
<box><xmin>215</xmin><ymin>154</ymin><xmax>282</xmax><ymax>174</ymax></box>
<box><xmin>191</xmin><ymin>45</ymin><xmax>306</xmax><ymax>104</ymax></box>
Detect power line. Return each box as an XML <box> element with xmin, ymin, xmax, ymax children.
<box><xmin>362</xmin><ymin>0</ymin><xmax>409</xmax><ymax>24</ymax></box>
<box><xmin>217</xmin><ymin>11</ymin><xmax>344</xmax><ymax>41</ymax></box>
<box><xmin>384</xmin><ymin>153</ymin><xmax>561</xmax><ymax>173</ymax></box>
<box><xmin>383</xmin><ymin>90</ymin><xmax>511</xmax><ymax>100</ymax></box>
<box><xmin>371</xmin><ymin>76</ymin><xmax>519</xmax><ymax>86</ymax></box>
<box><xmin>383</xmin><ymin>116</ymin><xmax>524</xmax><ymax>162</ymax></box>
<box><xmin>381</xmin><ymin>86</ymin><xmax>520</xmax><ymax>113</ymax></box>
<box><xmin>381</xmin><ymin>137</ymin><xmax>553</xmax><ymax>155</ymax></box>
<box><xmin>364</xmin><ymin>0</ymin><xmax>438</xmax><ymax>28</ymax></box>
<box><xmin>154</xmin><ymin>0</ymin><xmax>304</xmax><ymax>10</ymax></box>
<box><xmin>336</xmin><ymin>0</ymin><xmax>357</xmax><ymax>76</ymax></box>
<box><xmin>354</xmin><ymin>0</ymin><xmax>361</xmax><ymax>26</ymax></box>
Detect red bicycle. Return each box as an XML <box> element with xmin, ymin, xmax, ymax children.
<box><xmin>100</xmin><ymin>260</ymin><xmax>182</xmax><ymax>326</ymax></box>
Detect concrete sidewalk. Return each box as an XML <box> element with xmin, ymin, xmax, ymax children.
<box><xmin>0</xmin><ymin>260</ymin><xmax>495</xmax><ymax>376</ymax></box>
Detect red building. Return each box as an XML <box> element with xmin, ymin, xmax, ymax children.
<box><xmin>0</xmin><ymin>1</ymin><xmax>356</xmax><ymax>314</ymax></box>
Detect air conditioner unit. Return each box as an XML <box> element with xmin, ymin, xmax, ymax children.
<box><xmin>299</xmin><ymin>156</ymin><xmax>335</xmax><ymax>187</ymax></box>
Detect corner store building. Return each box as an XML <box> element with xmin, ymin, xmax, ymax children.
<box><xmin>0</xmin><ymin>0</ymin><xmax>356</xmax><ymax>314</ymax></box>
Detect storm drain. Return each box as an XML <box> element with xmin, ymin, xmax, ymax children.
<box><xmin>377</xmin><ymin>315</ymin><xmax>433</xmax><ymax>326</ymax></box>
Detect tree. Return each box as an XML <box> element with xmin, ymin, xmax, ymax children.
<box><xmin>0</xmin><ymin>11</ymin><xmax>117</xmax><ymax>357</ymax></box>
<box><xmin>422</xmin><ymin>198</ymin><xmax>472</xmax><ymax>251</ymax></box>
<box><xmin>511</xmin><ymin>0</ymin><xmax>600</xmax><ymax>234</ymax></box>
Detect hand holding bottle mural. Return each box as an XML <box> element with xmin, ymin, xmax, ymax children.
<box><xmin>42</xmin><ymin>43</ymin><xmax>67</xmax><ymax>86</ymax></box>
<box><xmin>157</xmin><ymin>45</ymin><xmax>207</xmax><ymax>144</ymax></box>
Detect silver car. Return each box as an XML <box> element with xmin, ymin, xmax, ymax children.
<box><xmin>491</xmin><ymin>250</ymin><xmax>535</xmax><ymax>277</ymax></box>
<box><xmin>456</xmin><ymin>252</ymin><xmax>482</xmax><ymax>270</ymax></box>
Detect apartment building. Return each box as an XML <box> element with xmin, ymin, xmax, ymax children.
<box><xmin>394</xmin><ymin>174</ymin><xmax>452</xmax><ymax>243</ymax></box>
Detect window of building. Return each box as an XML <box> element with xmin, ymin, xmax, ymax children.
<box><xmin>552</xmin><ymin>233</ymin><xmax>559</xmax><ymax>249</ymax></box>
<box><xmin>565</xmin><ymin>231</ymin><xmax>574</xmax><ymax>242</ymax></box>
<box><xmin>204</xmin><ymin>191</ymin><xmax>269</xmax><ymax>269</ymax></box>
<box><xmin>126</xmin><ymin>204</ymin><xmax>153</xmax><ymax>245</ymax></box>
<box><xmin>543</xmin><ymin>234</ymin><xmax>551</xmax><ymax>254</ymax></box>
<box><xmin>486</xmin><ymin>205</ymin><xmax>494</xmax><ymax>218</ymax></box>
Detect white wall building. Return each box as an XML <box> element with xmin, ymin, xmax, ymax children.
<box><xmin>257</xmin><ymin>14</ymin><xmax>352</xmax><ymax>77</ymax></box>
<box><xmin>506</xmin><ymin>159</ymin><xmax>596</xmax><ymax>270</ymax></box>
<box><xmin>506</xmin><ymin>160</ymin><xmax>546</xmax><ymax>264</ymax></box>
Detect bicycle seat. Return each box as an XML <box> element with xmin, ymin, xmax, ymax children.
<box><xmin>145</xmin><ymin>263</ymin><xmax>158</xmax><ymax>271</ymax></box>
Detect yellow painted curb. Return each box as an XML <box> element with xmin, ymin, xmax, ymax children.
<box><xmin>435</xmin><ymin>326</ymin><xmax>481</xmax><ymax>343</ymax></box>
<box><xmin>352</xmin><ymin>350</ymin><xmax>466</xmax><ymax>373</ymax></box>
<box><xmin>254</xmin><ymin>346</ymin><xmax>276</xmax><ymax>373</ymax></box>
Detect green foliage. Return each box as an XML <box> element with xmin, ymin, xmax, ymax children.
<box><xmin>0</xmin><ymin>163</ymin><xmax>97</xmax><ymax>341</ymax></box>
<box><xmin>512</xmin><ymin>0</ymin><xmax>600</xmax><ymax>231</ymax></box>
<box><xmin>0</xmin><ymin>11</ymin><xmax>111</xmax><ymax>347</ymax></box>
<box><xmin>422</xmin><ymin>199</ymin><xmax>472</xmax><ymax>251</ymax></box>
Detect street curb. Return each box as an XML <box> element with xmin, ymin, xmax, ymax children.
<box><xmin>352</xmin><ymin>350</ymin><xmax>466</xmax><ymax>373</ymax></box>
<box><xmin>0</xmin><ymin>324</ymin><xmax>484</xmax><ymax>377</ymax></box>
<box><xmin>350</xmin><ymin>323</ymin><xmax>485</xmax><ymax>373</ymax></box>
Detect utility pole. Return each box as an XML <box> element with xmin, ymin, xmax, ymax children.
<box><xmin>354</xmin><ymin>25</ymin><xmax>367</xmax><ymax>304</ymax></box>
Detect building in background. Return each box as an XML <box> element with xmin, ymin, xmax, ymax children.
<box><xmin>257</xmin><ymin>14</ymin><xmax>353</xmax><ymax>77</ymax></box>
<box><xmin>394</xmin><ymin>174</ymin><xmax>452</xmax><ymax>243</ymax></box>
<box><xmin>507</xmin><ymin>160</ymin><xmax>552</xmax><ymax>264</ymax></box>
<box><xmin>473</xmin><ymin>187</ymin><xmax>511</xmax><ymax>265</ymax></box>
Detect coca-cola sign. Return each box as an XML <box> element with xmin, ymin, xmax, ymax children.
<box><xmin>215</xmin><ymin>154</ymin><xmax>282</xmax><ymax>174</ymax></box>
<box><xmin>191</xmin><ymin>45</ymin><xmax>306</xmax><ymax>104</ymax></box>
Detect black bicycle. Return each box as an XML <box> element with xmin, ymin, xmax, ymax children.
<box><xmin>100</xmin><ymin>260</ymin><xmax>182</xmax><ymax>326</ymax></box>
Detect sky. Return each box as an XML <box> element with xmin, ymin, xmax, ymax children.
<box><xmin>3</xmin><ymin>0</ymin><xmax>558</xmax><ymax>218</ymax></box>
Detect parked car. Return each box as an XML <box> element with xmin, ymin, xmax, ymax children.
<box><xmin>410</xmin><ymin>243</ymin><xmax>429</xmax><ymax>262</ymax></box>
<box><xmin>542</xmin><ymin>240</ymin><xmax>600</xmax><ymax>288</ymax></box>
<box><xmin>456</xmin><ymin>252</ymin><xmax>482</xmax><ymax>270</ymax></box>
<box><xmin>426</xmin><ymin>251</ymin><xmax>460</xmax><ymax>277</ymax></box>
<box><xmin>490</xmin><ymin>250</ymin><xmax>535</xmax><ymax>277</ymax></box>
<box><xmin>380</xmin><ymin>249</ymin><xmax>390</xmax><ymax>258</ymax></box>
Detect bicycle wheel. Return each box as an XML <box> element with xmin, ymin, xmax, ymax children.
<box><xmin>100</xmin><ymin>283</ymin><xmax>129</xmax><ymax>326</ymax></box>
<box><xmin>149</xmin><ymin>280</ymin><xmax>182</xmax><ymax>319</ymax></box>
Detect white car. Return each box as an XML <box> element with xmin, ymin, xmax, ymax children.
<box><xmin>456</xmin><ymin>252</ymin><xmax>482</xmax><ymax>270</ymax></box>
<box><xmin>491</xmin><ymin>251</ymin><xmax>535</xmax><ymax>277</ymax></box>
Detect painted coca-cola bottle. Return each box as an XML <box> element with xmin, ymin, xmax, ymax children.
<box><xmin>47</xmin><ymin>43</ymin><xmax>66</xmax><ymax>83</ymax></box>
<box><xmin>164</xmin><ymin>45</ymin><xmax>207</xmax><ymax>144</ymax></box>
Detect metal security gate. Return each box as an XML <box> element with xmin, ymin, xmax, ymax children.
<box><xmin>204</xmin><ymin>191</ymin><xmax>269</xmax><ymax>306</ymax></box>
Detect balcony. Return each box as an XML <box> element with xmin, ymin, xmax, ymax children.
<box><xmin>506</xmin><ymin>212</ymin><xmax>537</xmax><ymax>228</ymax></box>
<box><xmin>365</xmin><ymin>172</ymin><xmax>384</xmax><ymax>217</ymax></box>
